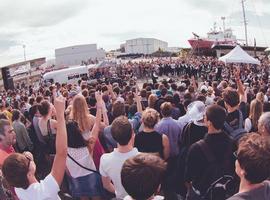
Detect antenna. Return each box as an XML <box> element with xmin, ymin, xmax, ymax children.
<box><xmin>221</xmin><ymin>17</ymin><xmax>226</xmax><ymax>31</ymax></box>
<box><xmin>241</xmin><ymin>0</ymin><xmax>248</xmax><ymax>46</ymax></box>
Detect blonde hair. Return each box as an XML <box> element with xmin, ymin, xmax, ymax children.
<box><xmin>148</xmin><ymin>94</ymin><xmax>157</xmax><ymax>109</ymax></box>
<box><xmin>71</xmin><ymin>95</ymin><xmax>93</xmax><ymax>132</ymax></box>
<box><xmin>249</xmin><ymin>99</ymin><xmax>263</xmax><ymax>131</ymax></box>
<box><xmin>142</xmin><ymin>108</ymin><xmax>159</xmax><ymax>129</ymax></box>
<box><xmin>256</xmin><ymin>92</ymin><xmax>264</xmax><ymax>103</ymax></box>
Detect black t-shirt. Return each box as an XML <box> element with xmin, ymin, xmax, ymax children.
<box><xmin>184</xmin><ymin>131</ymin><xmax>235</xmax><ymax>194</ymax></box>
<box><xmin>180</xmin><ymin>122</ymin><xmax>208</xmax><ymax>149</ymax></box>
<box><xmin>134</xmin><ymin>131</ymin><xmax>164</xmax><ymax>158</ymax></box>
<box><xmin>227</xmin><ymin>181</ymin><xmax>270</xmax><ymax>200</ymax></box>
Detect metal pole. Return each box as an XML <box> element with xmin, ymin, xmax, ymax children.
<box><xmin>23</xmin><ymin>45</ymin><xmax>26</xmax><ymax>61</ymax></box>
<box><xmin>241</xmin><ymin>0</ymin><xmax>248</xmax><ymax>46</ymax></box>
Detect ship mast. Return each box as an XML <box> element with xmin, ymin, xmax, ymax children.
<box><xmin>221</xmin><ymin>17</ymin><xmax>226</xmax><ymax>31</ymax></box>
<box><xmin>241</xmin><ymin>0</ymin><xmax>248</xmax><ymax>46</ymax></box>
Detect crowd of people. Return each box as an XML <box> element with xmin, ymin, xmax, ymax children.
<box><xmin>0</xmin><ymin>55</ymin><xmax>270</xmax><ymax>200</ymax></box>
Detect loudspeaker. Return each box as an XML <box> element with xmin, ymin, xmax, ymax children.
<box><xmin>1</xmin><ymin>68</ymin><xmax>14</xmax><ymax>90</ymax></box>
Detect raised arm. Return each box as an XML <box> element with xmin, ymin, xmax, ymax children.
<box><xmin>51</xmin><ymin>96</ymin><xmax>68</xmax><ymax>186</ymax></box>
<box><xmin>90</xmin><ymin>92</ymin><xmax>102</xmax><ymax>141</ymax></box>
<box><xmin>134</xmin><ymin>88</ymin><xmax>142</xmax><ymax>113</ymax></box>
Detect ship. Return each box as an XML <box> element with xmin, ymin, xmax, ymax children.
<box><xmin>188</xmin><ymin>17</ymin><xmax>238</xmax><ymax>51</ymax></box>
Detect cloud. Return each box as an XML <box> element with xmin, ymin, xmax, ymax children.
<box><xmin>186</xmin><ymin>0</ymin><xmax>229</xmax><ymax>14</ymax></box>
<box><xmin>229</xmin><ymin>11</ymin><xmax>270</xmax><ymax>29</ymax></box>
<box><xmin>0</xmin><ymin>0</ymin><xmax>90</xmax><ymax>28</ymax></box>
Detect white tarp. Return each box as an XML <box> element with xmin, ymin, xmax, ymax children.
<box><xmin>219</xmin><ymin>45</ymin><xmax>260</xmax><ymax>65</ymax></box>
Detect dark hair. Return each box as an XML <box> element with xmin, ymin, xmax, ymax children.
<box><xmin>111</xmin><ymin>116</ymin><xmax>132</xmax><ymax>146</ymax></box>
<box><xmin>206</xmin><ymin>105</ymin><xmax>227</xmax><ymax>130</ymax></box>
<box><xmin>223</xmin><ymin>89</ymin><xmax>239</xmax><ymax>107</ymax></box>
<box><xmin>12</xmin><ymin>109</ymin><xmax>21</xmax><ymax>121</ymax></box>
<box><xmin>121</xmin><ymin>153</ymin><xmax>167</xmax><ymax>200</ymax></box>
<box><xmin>112</xmin><ymin>101</ymin><xmax>125</xmax><ymax>118</ymax></box>
<box><xmin>38</xmin><ymin>100</ymin><xmax>51</xmax><ymax>117</ymax></box>
<box><xmin>66</xmin><ymin>121</ymin><xmax>86</xmax><ymax>148</ymax></box>
<box><xmin>160</xmin><ymin>88</ymin><xmax>168</xmax><ymax>97</ymax></box>
<box><xmin>160</xmin><ymin>102</ymin><xmax>172</xmax><ymax>117</ymax></box>
<box><xmin>237</xmin><ymin>133</ymin><xmax>270</xmax><ymax>184</ymax></box>
<box><xmin>263</xmin><ymin>102</ymin><xmax>270</xmax><ymax>112</ymax></box>
<box><xmin>2</xmin><ymin>153</ymin><xmax>29</xmax><ymax>189</ymax></box>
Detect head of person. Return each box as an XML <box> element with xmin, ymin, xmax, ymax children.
<box><xmin>142</xmin><ymin>108</ymin><xmax>159</xmax><ymax>129</ymax></box>
<box><xmin>249</xmin><ymin>99</ymin><xmax>263</xmax><ymax>130</ymax></box>
<box><xmin>258</xmin><ymin>112</ymin><xmax>270</xmax><ymax>137</ymax></box>
<box><xmin>0</xmin><ymin>119</ymin><xmax>16</xmax><ymax>148</ymax></box>
<box><xmin>12</xmin><ymin>109</ymin><xmax>21</xmax><ymax>122</ymax></box>
<box><xmin>160</xmin><ymin>102</ymin><xmax>172</xmax><ymax>118</ymax></box>
<box><xmin>235</xmin><ymin>133</ymin><xmax>270</xmax><ymax>185</ymax></box>
<box><xmin>71</xmin><ymin>94</ymin><xmax>91</xmax><ymax>132</ymax></box>
<box><xmin>256</xmin><ymin>92</ymin><xmax>264</xmax><ymax>103</ymax></box>
<box><xmin>38</xmin><ymin>100</ymin><xmax>52</xmax><ymax>118</ymax></box>
<box><xmin>2</xmin><ymin>152</ymin><xmax>35</xmax><ymax>190</ymax></box>
<box><xmin>222</xmin><ymin>89</ymin><xmax>240</xmax><ymax>111</ymax></box>
<box><xmin>121</xmin><ymin>153</ymin><xmax>167</xmax><ymax>200</ymax></box>
<box><xmin>112</xmin><ymin>101</ymin><xmax>126</xmax><ymax>119</ymax></box>
<box><xmin>148</xmin><ymin>94</ymin><xmax>157</xmax><ymax>109</ymax></box>
<box><xmin>204</xmin><ymin>105</ymin><xmax>227</xmax><ymax>131</ymax></box>
<box><xmin>111</xmin><ymin>116</ymin><xmax>133</xmax><ymax>146</ymax></box>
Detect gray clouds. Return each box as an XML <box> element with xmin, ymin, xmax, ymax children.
<box><xmin>0</xmin><ymin>0</ymin><xmax>89</xmax><ymax>28</ymax></box>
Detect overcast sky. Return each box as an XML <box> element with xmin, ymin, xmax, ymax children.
<box><xmin>0</xmin><ymin>0</ymin><xmax>269</xmax><ymax>66</ymax></box>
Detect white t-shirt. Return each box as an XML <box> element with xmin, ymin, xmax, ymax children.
<box><xmin>66</xmin><ymin>147</ymin><xmax>96</xmax><ymax>178</ymax></box>
<box><xmin>15</xmin><ymin>174</ymin><xmax>60</xmax><ymax>200</ymax></box>
<box><xmin>99</xmin><ymin>148</ymin><xmax>139</xmax><ymax>199</ymax></box>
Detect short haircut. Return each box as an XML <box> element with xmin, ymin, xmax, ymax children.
<box><xmin>258</xmin><ymin>112</ymin><xmax>270</xmax><ymax>136</ymax></box>
<box><xmin>38</xmin><ymin>100</ymin><xmax>51</xmax><ymax>117</ymax></box>
<box><xmin>2</xmin><ymin>153</ymin><xmax>29</xmax><ymax>189</ymax></box>
<box><xmin>111</xmin><ymin>116</ymin><xmax>132</xmax><ymax>146</ymax></box>
<box><xmin>0</xmin><ymin>119</ymin><xmax>10</xmax><ymax>136</ymax></box>
<box><xmin>12</xmin><ymin>109</ymin><xmax>21</xmax><ymax>121</ymax></box>
<box><xmin>206</xmin><ymin>105</ymin><xmax>227</xmax><ymax>130</ymax></box>
<box><xmin>142</xmin><ymin>108</ymin><xmax>159</xmax><ymax>129</ymax></box>
<box><xmin>223</xmin><ymin>89</ymin><xmax>239</xmax><ymax>107</ymax></box>
<box><xmin>237</xmin><ymin>133</ymin><xmax>270</xmax><ymax>184</ymax></box>
<box><xmin>160</xmin><ymin>102</ymin><xmax>172</xmax><ymax>117</ymax></box>
<box><xmin>121</xmin><ymin>153</ymin><xmax>167</xmax><ymax>200</ymax></box>
<box><xmin>112</xmin><ymin>101</ymin><xmax>126</xmax><ymax>118</ymax></box>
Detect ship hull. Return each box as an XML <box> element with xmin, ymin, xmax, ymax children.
<box><xmin>188</xmin><ymin>39</ymin><xmax>214</xmax><ymax>49</ymax></box>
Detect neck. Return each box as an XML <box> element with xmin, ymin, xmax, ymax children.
<box><xmin>28</xmin><ymin>176</ymin><xmax>38</xmax><ymax>186</ymax></box>
<box><xmin>239</xmin><ymin>178</ymin><xmax>263</xmax><ymax>194</ymax></box>
<box><xmin>208</xmin><ymin>127</ymin><xmax>221</xmax><ymax>134</ymax></box>
<box><xmin>143</xmin><ymin>127</ymin><xmax>154</xmax><ymax>132</ymax></box>
<box><xmin>227</xmin><ymin>106</ymin><xmax>238</xmax><ymax>113</ymax></box>
<box><xmin>117</xmin><ymin>144</ymin><xmax>133</xmax><ymax>153</ymax></box>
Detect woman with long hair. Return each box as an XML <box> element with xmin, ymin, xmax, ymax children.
<box><xmin>245</xmin><ymin>99</ymin><xmax>263</xmax><ymax>132</ymax></box>
<box><xmin>70</xmin><ymin>94</ymin><xmax>108</xmax><ymax>168</ymax></box>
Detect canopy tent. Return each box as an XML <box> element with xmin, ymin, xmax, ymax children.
<box><xmin>219</xmin><ymin>45</ymin><xmax>260</xmax><ymax>65</ymax></box>
<box><xmin>265</xmin><ymin>47</ymin><xmax>270</xmax><ymax>52</ymax></box>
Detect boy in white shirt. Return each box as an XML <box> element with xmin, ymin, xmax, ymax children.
<box><xmin>2</xmin><ymin>96</ymin><xmax>67</xmax><ymax>200</ymax></box>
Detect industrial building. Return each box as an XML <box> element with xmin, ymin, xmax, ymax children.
<box><xmin>55</xmin><ymin>44</ymin><xmax>105</xmax><ymax>67</ymax></box>
<box><xmin>124</xmin><ymin>38</ymin><xmax>168</xmax><ymax>54</ymax></box>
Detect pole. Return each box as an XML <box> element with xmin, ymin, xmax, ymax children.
<box><xmin>23</xmin><ymin>45</ymin><xmax>26</xmax><ymax>61</ymax></box>
<box><xmin>241</xmin><ymin>0</ymin><xmax>248</xmax><ymax>46</ymax></box>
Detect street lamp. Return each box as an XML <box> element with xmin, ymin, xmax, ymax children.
<box><xmin>22</xmin><ymin>44</ymin><xmax>26</xmax><ymax>61</ymax></box>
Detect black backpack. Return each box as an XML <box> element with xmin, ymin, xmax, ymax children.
<box><xmin>224</xmin><ymin>110</ymin><xmax>247</xmax><ymax>141</ymax></box>
<box><xmin>188</xmin><ymin>140</ymin><xmax>237</xmax><ymax>200</ymax></box>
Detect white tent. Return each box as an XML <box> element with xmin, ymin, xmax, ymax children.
<box><xmin>219</xmin><ymin>45</ymin><xmax>260</xmax><ymax>65</ymax></box>
<box><xmin>265</xmin><ymin>47</ymin><xmax>270</xmax><ymax>52</ymax></box>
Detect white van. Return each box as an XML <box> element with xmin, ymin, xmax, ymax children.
<box><xmin>42</xmin><ymin>65</ymin><xmax>88</xmax><ymax>84</ymax></box>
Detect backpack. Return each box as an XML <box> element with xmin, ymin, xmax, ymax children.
<box><xmin>186</xmin><ymin>140</ymin><xmax>236</xmax><ymax>200</ymax></box>
<box><xmin>224</xmin><ymin>110</ymin><xmax>247</xmax><ymax>141</ymax></box>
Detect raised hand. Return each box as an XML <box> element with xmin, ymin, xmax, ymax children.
<box><xmin>54</xmin><ymin>95</ymin><xmax>66</xmax><ymax>117</ymax></box>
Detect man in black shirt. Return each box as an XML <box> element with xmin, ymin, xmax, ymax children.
<box><xmin>185</xmin><ymin>105</ymin><xmax>235</xmax><ymax>197</ymax></box>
